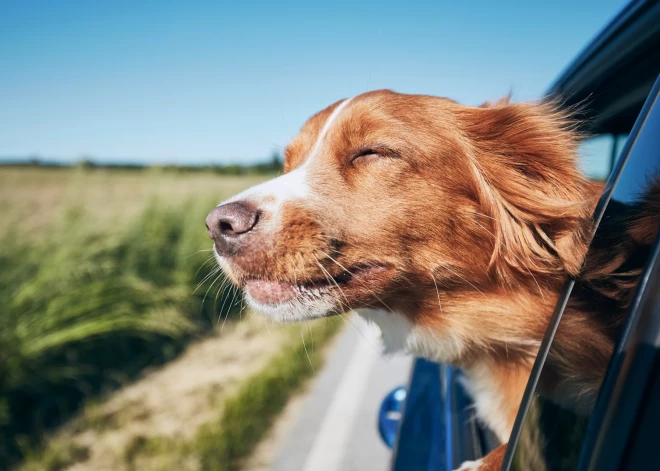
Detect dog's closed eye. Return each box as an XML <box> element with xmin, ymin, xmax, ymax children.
<box><xmin>350</xmin><ymin>146</ymin><xmax>400</xmax><ymax>166</ymax></box>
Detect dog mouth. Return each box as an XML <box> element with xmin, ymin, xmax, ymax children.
<box><xmin>243</xmin><ymin>264</ymin><xmax>389</xmax><ymax>307</ymax></box>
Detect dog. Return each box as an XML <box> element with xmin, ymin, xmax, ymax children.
<box><xmin>206</xmin><ymin>90</ymin><xmax>645</xmax><ymax>470</ymax></box>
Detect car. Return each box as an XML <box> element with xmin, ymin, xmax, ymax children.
<box><xmin>378</xmin><ymin>1</ymin><xmax>660</xmax><ymax>469</ymax></box>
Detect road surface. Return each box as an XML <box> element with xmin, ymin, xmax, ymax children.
<box><xmin>271</xmin><ymin>317</ymin><xmax>412</xmax><ymax>471</ymax></box>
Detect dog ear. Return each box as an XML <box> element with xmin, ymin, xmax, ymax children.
<box><xmin>461</xmin><ymin>99</ymin><xmax>597</xmax><ymax>284</ymax></box>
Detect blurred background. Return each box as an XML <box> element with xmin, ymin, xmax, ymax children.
<box><xmin>0</xmin><ymin>1</ymin><xmax>627</xmax><ymax>470</ymax></box>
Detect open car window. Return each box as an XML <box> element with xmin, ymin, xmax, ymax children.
<box><xmin>579</xmin><ymin>133</ymin><xmax>629</xmax><ymax>181</ymax></box>
<box><xmin>503</xmin><ymin>75</ymin><xmax>660</xmax><ymax>471</ymax></box>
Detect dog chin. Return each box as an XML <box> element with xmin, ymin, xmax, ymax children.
<box><xmin>243</xmin><ymin>293</ymin><xmax>338</xmax><ymax>322</ymax></box>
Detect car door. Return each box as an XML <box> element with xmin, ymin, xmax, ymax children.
<box><xmin>501</xmin><ymin>73</ymin><xmax>660</xmax><ymax>471</ymax></box>
<box><xmin>389</xmin><ymin>360</ymin><xmax>497</xmax><ymax>471</ymax></box>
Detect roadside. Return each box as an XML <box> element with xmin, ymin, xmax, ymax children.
<box><xmin>19</xmin><ymin>315</ymin><xmax>342</xmax><ymax>471</ymax></box>
<box><xmin>18</xmin><ymin>313</ymin><xmax>410</xmax><ymax>471</ymax></box>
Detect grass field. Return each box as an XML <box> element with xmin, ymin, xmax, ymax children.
<box><xmin>19</xmin><ymin>317</ymin><xmax>342</xmax><ymax>471</ymax></box>
<box><xmin>0</xmin><ymin>167</ymin><xmax>277</xmax><ymax>467</ymax></box>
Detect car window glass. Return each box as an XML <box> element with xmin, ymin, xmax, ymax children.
<box><xmin>509</xmin><ymin>83</ymin><xmax>660</xmax><ymax>471</ymax></box>
<box><xmin>614</xmin><ymin>134</ymin><xmax>629</xmax><ymax>160</ymax></box>
<box><xmin>579</xmin><ymin>134</ymin><xmax>614</xmax><ymax>181</ymax></box>
<box><xmin>578</xmin><ymin>134</ymin><xmax>630</xmax><ymax>181</ymax></box>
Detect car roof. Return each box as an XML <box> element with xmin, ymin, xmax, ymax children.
<box><xmin>548</xmin><ymin>0</ymin><xmax>660</xmax><ymax>135</ymax></box>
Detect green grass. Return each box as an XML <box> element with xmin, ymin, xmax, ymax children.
<box><xmin>17</xmin><ymin>319</ymin><xmax>343</xmax><ymax>471</ymax></box>
<box><xmin>0</xmin><ymin>168</ymin><xmax>270</xmax><ymax>469</ymax></box>
<box><xmin>20</xmin><ymin>442</ymin><xmax>90</xmax><ymax>471</ymax></box>
<box><xmin>0</xmin><ymin>167</ymin><xmax>344</xmax><ymax>471</ymax></box>
<box><xmin>193</xmin><ymin>318</ymin><xmax>342</xmax><ymax>471</ymax></box>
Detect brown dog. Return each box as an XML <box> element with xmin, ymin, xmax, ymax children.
<box><xmin>206</xmin><ymin>90</ymin><xmax>622</xmax><ymax>469</ymax></box>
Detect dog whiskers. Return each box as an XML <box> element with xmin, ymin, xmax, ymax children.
<box><xmin>192</xmin><ymin>255</ymin><xmax>217</xmax><ymax>279</ymax></box>
<box><xmin>315</xmin><ymin>259</ymin><xmax>351</xmax><ymax>311</ymax></box>
<box><xmin>318</xmin><ymin>249</ymin><xmax>396</xmax><ymax>313</ymax></box>
<box><xmin>218</xmin><ymin>284</ymin><xmax>238</xmax><ymax>328</ymax></box>
<box><xmin>308</xmin><ymin>321</ymin><xmax>314</xmax><ymax>355</ymax></box>
<box><xmin>201</xmin><ymin>271</ymin><xmax>224</xmax><ymax>311</ymax></box>
<box><xmin>193</xmin><ymin>264</ymin><xmax>220</xmax><ymax>294</ymax></box>
<box><xmin>185</xmin><ymin>248</ymin><xmax>215</xmax><ymax>260</ymax></box>
<box><xmin>301</xmin><ymin>326</ymin><xmax>314</xmax><ymax>372</ymax></box>
<box><xmin>213</xmin><ymin>276</ymin><xmax>232</xmax><ymax>318</ymax></box>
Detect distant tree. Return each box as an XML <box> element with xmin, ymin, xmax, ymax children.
<box><xmin>75</xmin><ymin>155</ymin><xmax>96</xmax><ymax>170</ymax></box>
<box><xmin>270</xmin><ymin>151</ymin><xmax>282</xmax><ymax>169</ymax></box>
<box><xmin>27</xmin><ymin>154</ymin><xmax>41</xmax><ymax>166</ymax></box>
<box><xmin>75</xmin><ymin>159</ymin><xmax>95</xmax><ymax>170</ymax></box>
<box><xmin>270</xmin><ymin>152</ymin><xmax>283</xmax><ymax>172</ymax></box>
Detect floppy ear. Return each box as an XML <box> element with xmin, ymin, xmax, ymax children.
<box><xmin>460</xmin><ymin>100</ymin><xmax>597</xmax><ymax>284</ymax></box>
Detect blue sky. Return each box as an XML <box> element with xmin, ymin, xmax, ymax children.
<box><xmin>0</xmin><ymin>0</ymin><xmax>627</xmax><ymax>165</ymax></box>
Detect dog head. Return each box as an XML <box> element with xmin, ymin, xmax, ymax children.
<box><xmin>207</xmin><ymin>90</ymin><xmax>594</xmax><ymax>357</ymax></box>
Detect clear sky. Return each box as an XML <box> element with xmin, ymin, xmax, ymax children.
<box><xmin>0</xmin><ymin>0</ymin><xmax>628</xmax><ymax>165</ymax></box>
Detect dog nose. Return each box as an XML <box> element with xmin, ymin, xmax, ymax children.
<box><xmin>206</xmin><ymin>202</ymin><xmax>259</xmax><ymax>252</ymax></box>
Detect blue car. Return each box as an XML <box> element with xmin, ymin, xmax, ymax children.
<box><xmin>380</xmin><ymin>1</ymin><xmax>660</xmax><ymax>469</ymax></box>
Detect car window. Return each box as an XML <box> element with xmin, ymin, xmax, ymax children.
<box><xmin>578</xmin><ymin>134</ymin><xmax>629</xmax><ymax>181</ymax></box>
<box><xmin>614</xmin><ymin>134</ymin><xmax>629</xmax><ymax>161</ymax></box>
<box><xmin>506</xmin><ymin>78</ymin><xmax>660</xmax><ymax>471</ymax></box>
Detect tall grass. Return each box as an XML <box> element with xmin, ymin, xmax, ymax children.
<box><xmin>0</xmin><ymin>171</ymin><xmax>258</xmax><ymax>468</ymax></box>
<box><xmin>194</xmin><ymin>318</ymin><xmax>342</xmax><ymax>471</ymax></box>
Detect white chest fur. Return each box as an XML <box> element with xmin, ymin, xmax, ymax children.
<box><xmin>355</xmin><ymin>309</ymin><xmax>467</xmax><ymax>365</ymax></box>
<box><xmin>356</xmin><ymin>308</ymin><xmax>513</xmax><ymax>443</ymax></box>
